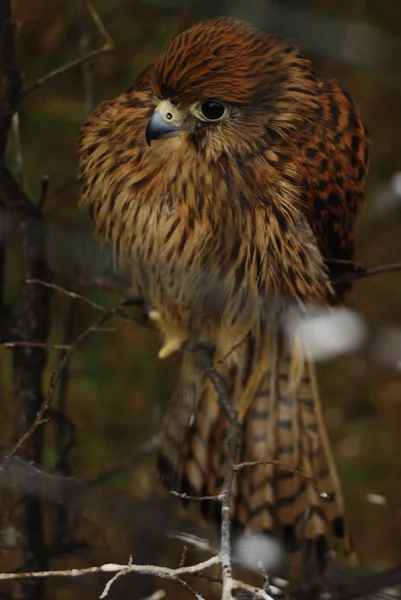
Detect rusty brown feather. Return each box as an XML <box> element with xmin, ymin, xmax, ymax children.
<box><xmin>78</xmin><ymin>17</ymin><xmax>369</xmax><ymax>575</ymax></box>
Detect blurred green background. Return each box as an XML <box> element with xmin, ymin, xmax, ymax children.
<box><xmin>1</xmin><ymin>0</ymin><xmax>401</xmax><ymax>598</ymax></box>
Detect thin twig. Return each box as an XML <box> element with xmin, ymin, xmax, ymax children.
<box><xmin>0</xmin><ymin>557</ymin><xmax>218</xmax><ymax>599</ymax></box>
<box><xmin>178</xmin><ymin>545</ymin><xmax>187</xmax><ymax>569</ymax></box>
<box><xmin>26</xmin><ymin>278</ymin><xmax>108</xmax><ymax>313</ymax></box>
<box><xmin>20</xmin><ymin>0</ymin><xmax>114</xmax><ymax>100</ymax></box>
<box><xmin>169</xmin><ymin>490</ymin><xmax>221</xmax><ymax>502</ymax></box>
<box><xmin>1</xmin><ymin>301</ymin><xmax>130</xmax><ymax>467</ymax></box>
<box><xmin>78</xmin><ymin>0</ymin><xmax>94</xmax><ymax>115</ymax></box>
<box><xmin>0</xmin><ymin>0</ymin><xmax>22</xmax><ymax>158</ymax></box>
<box><xmin>209</xmin><ymin>370</ymin><xmax>240</xmax><ymax>600</ymax></box>
<box><xmin>37</xmin><ymin>175</ymin><xmax>50</xmax><ymax>210</ymax></box>
<box><xmin>332</xmin><ymin>260</ymin><xmax>401</xmax><ymax>285</ymax></box>
<box><xmin>1</xmin><ymin>555</ymin><xmax>400</xmax><ymax>600</ymax></box>
<box><xmin>11</xmin><ymin>112</ymin><xmax>23</xmax><ymax>184</ymax></box>
<box><xmin>169</xmin><ymin>530</ymin><xmax>290</xmax><ymax>595</ymax></box>
<box><xmin>217</xmin><ymin>333</ymin><xmax>249</xmax><ymax>366</ymax></box>
<box><xmin>193</xmin><ymin>346</ymin><xmax>242</xmax><ymax>600</ymax></box>
<box><xmin>2</xmin><ymin>341</ymin><xmax>73</xmax><ymax>350</ymax></box>
<box><xmin>26</xmin><ymin>278</ymin><xmax>149</xmax><ymax>329</ymax></box>
<box><xmin>234</xmin><ymin>460</ymin><xmax>330</xmax><ymax>500</ymax></box>
<box><xmin>52</xmin><ymin>295</ymin><xmax>76</xmax><ymax>545</ymax></box>
<box><xmin>233</xmin><ymin>580</ymin><xmax>274</xmax><ymax>600</ymax></box>
<box><xmin>100</xmin><ymin>568</ymin><xmax>203</xmax><ymax>600</ymax></box>
<box><xmin>188</xmin><ymin>349</ymin><xmax>333</xmax><ymax>600</ymax></box>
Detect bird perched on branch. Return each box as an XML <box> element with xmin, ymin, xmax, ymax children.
<box><xmin>79</xmin><ymin>17</ymin><xmax>369</xmax><ymax>576</ymax></box>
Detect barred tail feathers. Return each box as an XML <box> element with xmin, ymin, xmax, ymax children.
<box><xmin>235</xmin><ymin>334</ymin><xmax>354</xmax><ymax>568</ymax></box>
<box><xmin>158</xmin><ymin>334</ymin><xmax>353</xmax><ymax>568</ymax></box>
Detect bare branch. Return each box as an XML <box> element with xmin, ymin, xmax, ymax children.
<box><xmin>1</xmin><ymin>301</ymin><xmax>131</xmax><ymax>467</ymax></box>
<box><xmin>234</xmin><ymin>460</ymin><xmax>330</xmax><ymax>500</ymax></box>
<box><xmin>78</xmin><ymin>0</ymin><xmax>94</xmax><ymax>115</ymax></box>
<box><xmin>178</xmin><ymin>545</ymin><xmax>187</xmax><ymax>569</ymax></box>
<box><xmin>185</xmin><ymin>349</ymin><xmax>335</xmax><ymax>600</ymax></box>
<box><xmin>169</xmin><ymin>490</ymin><xmax>221</xmax><ymax>502</ymax></box>
<box><xmin>37</xmin><ymin>174</ymin><xmax>50</xmax><ymax>210</ymax></box>
<box><xmin>1</xmin><ymin>552</ymin><xmax>400</xmax><ymax>600</ymax></box>
<box><xmin>0</xmin><ymin>556</ymin><xmax>218</xmax><ymax>600</ymax></box>
<box><xmin>193</xmin><ymin>345</ymin><xmax>242</xmax><ymax>600</ymax></box>
<box><xmin>20</xmin><ymin>0</ymin><xmax>114</xmax><ymax>100</ymax></box>
<box><xmin>26</xmin><ymin>278</ymin><xmax>151</xmax><ymax>329</ymax></box>
<box><xmin>217</xmin><ymin>333</ymin><xmax>249</xmax><ymax>366</ymax></box>
<box><xmin>332</xmin><ymin>260</ymin><xmax>401</xmax><ymax>285</ymax></box>
<box><xmin>11</xmin><ymin>112</ymin><xmax>23</xmax><ymax>182</ymax></box>
<box><xmin>26</xmin><ymin>278</ymin><xmax>108</xmax><ymax>313</ymax></box>
<box><xmin>1</xmin><ymin>4</ymin><xmax>50</xmax><ymax>592</ymax></box>
<box><xmin>2</xmin><ymin>341</ymin><xmax>73</xmax><ymax>350</ymax></box>
<box><xmin>0</xmin><ymin>0</ymin><xmax>22</xmax><ymax>158</ymax></box>
<box><xmin>233</xmin><ymin>580</ymin><xmax>274</xmax><ymax>600</ymax></box>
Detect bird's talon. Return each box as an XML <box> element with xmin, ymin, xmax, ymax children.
<box><xmin>149</xmin><ymin>310</ymin><xmax>161</xmax><ymax>323</ymax></box>
<box><xmin>158</xmin><ymin>338</ymin><xmax>184</xmax><ymax>359</ymax></box>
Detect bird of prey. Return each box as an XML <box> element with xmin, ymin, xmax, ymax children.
<box><xmin>78</xmin><ymin>17</ymin><xmax>369</xmax><ymax>574</ymax></box>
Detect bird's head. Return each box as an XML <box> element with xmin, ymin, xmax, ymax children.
<box><xmin>145</xmin><ymin>17</ymin><xmax>320</xmax><ymax>155</ymax></box>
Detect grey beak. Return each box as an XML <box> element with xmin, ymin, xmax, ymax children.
<box><xmin>145</xmin><ymin>112</ymin><xmax>184</xmax><ymax>146</ymax></box>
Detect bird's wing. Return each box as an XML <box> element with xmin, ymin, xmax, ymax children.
<box><xmin>296</xmin><ymin>80</ymin><xmax>369</xmax><ymax>299</ymax></box>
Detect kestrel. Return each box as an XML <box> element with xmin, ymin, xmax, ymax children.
<box><xmin>79</xmin><ymin>17</ymin><xmax>369</xmax><ymax>573</ymax></box>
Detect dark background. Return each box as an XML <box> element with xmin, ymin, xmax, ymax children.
<box><xmin>1</xmin><ymin>1</ymin><xmax>401</xmax><ymax>598</ymax></box>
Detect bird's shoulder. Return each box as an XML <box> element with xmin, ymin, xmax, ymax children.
<box><xmin>290</xmin><ymin>80</ymin><xmax>369</xmax><ymax>297</ymax></box>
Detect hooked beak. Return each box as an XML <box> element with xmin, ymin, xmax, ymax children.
<box><xmin>145</xmin><ymin>111</ymin><xmax>184</xmax><ymax>146</ymax></box>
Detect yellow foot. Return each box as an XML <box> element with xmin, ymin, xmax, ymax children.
<box><xmin>148</xmin><ymin>309</ymin><xmax>187</xmax><ymax>359</ymax></box>
<box><xmin>158</xmin><ymin>337</ymin><xmax>185</xmax><ymax>359</ymax></box>
<box><xmin>148</xmin><ymin>310</ymin><xmax>161</xmax><ymax>323</ymax></box>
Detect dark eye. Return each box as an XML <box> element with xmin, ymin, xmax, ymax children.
<box><xmin>200</xmin><ymin>100</ymin><xmax>226</xmax><ymax>121</ymax></box>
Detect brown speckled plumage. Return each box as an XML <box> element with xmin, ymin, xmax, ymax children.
<box><xmin>78</xmin><ymin>17</ymin><xmax>369</xmax><ymax>573</ymax></box>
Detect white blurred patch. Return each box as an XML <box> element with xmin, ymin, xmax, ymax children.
<box><xmin>288</xmin><ymin>308</ymin><xmax>367</xmax><ymax>361</ymax></box>
<box><xmin>233</xmin><ymin>531</ymin><xmax>284</xmax><ymax>573</ymax></box>
<box><xmin>267</xmin><ymin>585</ymin><xmax>284</xmax><ymax>597</ymax></box>
<box><xmin>168</xmin><ymin>531</ymin><xmax>213</xmax><ymax>553</ymax></box>
<box><xmin>366</xmin><ymin>493</ymin><xmax>388</xmax><ymax>506</ymax></box>
<box><xmin>2</xmin><ymin>525</ymin><xmax>20</xmax><ymax>550</ymax></box>
<box><xmin>270</xmin><ymin>576</ymin><xmax>289</xmax><ymax>588</ymax></box>
<box><xmin>380</xmin><ymin>588</ymin><xmax>401</xmax><ymax>599</ymax></box>
<box><xmin>393</xmin><ymin>172</ymin><xmax>401</xmax><ymax>196</ymax></box>
<box><xmin>141</xmin><ymin>592</ymin><xmax>166</xmax><ymax>600</ymax></box>
<box><xmin>374</xmin><ymin>328</ymin><xmax>401</xmax><ymax>371</ymax></box>
<box><xmin>251</xmin><ymin>590</ymin><xmax>276</xmax><ymax>600</ymax></box>
<box><xmin>371</xmin><ymin>172</ymin><xmax>401</xmax><ymax>218</ymax></box>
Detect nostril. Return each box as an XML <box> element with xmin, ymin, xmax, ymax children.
<box><xmin>165</xmin><ymin>112</ymin><xmax>173</xmax><ymax>121</ymax></box>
